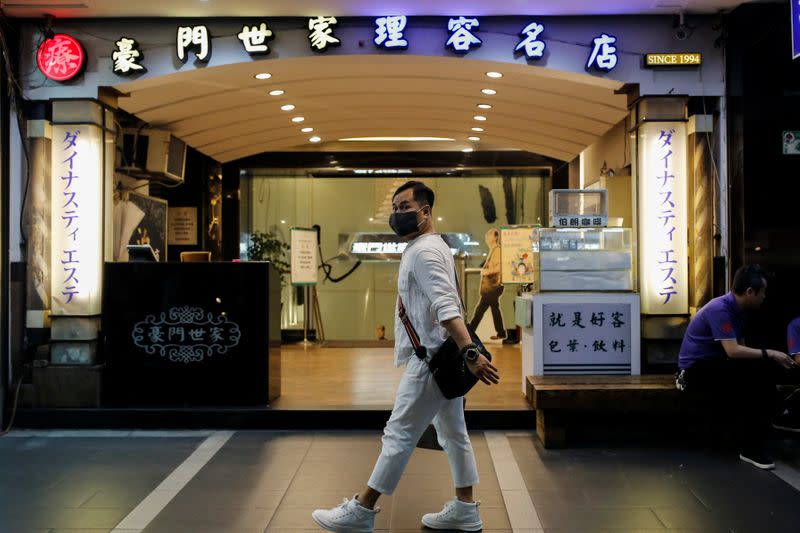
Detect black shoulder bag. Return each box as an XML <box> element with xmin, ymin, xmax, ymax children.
<box><xmin>397</xmin><ymin>269</ymin><xmax>492</xmax><ymax>400</ymax></box>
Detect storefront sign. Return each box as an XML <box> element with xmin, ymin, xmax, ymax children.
<box><xmin>645</xmin><ymin>53</ymin><xmax>702</xmax><ymax>67</ymax></box>
<box><xmin>515</xmin><ymin>21</ymin><xmax>546</xmax><ymax>59</ymax></box>
<box><xmin>638</xmin><ymin>122</ymin><xmax>688</xmax><ymax>315</ymax></box>
<box><xmin>112</xmin><ymin>37</ymin><xmax>145</xmax><ymax>75</ymax></box>
<box><xmin>132</xmin><ymin>305</ymin><xmax>241</xmax><ymax>363</ymax></box>
<box><xmin>587</xmin><ymin>33</ymin><xmax>618</xmax><ymax>71</ymax></box>
<box><xmin>792</xmin><ymin>0</ymin><xmax>800</xmax><ymax>60</ymax></box>
<box><xmin>500</xmin><ymin>226</ymin><xmax>537</xmax><ymax>285</ymax></box>
<box><xmin>176</xmin><ymin>25</ymin><xmax>211</xmax><ymax>63</ymax></box>
<box><xmin>308</xmin><ymin>16</ymin><xmax>341</xmax><ymax>52</ymax></box>
<box><xmin>51</xmin><ymin>125</ymin><xmax>104</xmax><ymax>315</ymax></box>
<box><xmin>375</xmin><ymin>16</ymin><xmax>409</xmax><ymax>50</ymax></box>
<box><xmin>783</xmin><ymin>131</ymin><xmax>800</xmax><ymax>154</ymax></box>
<box><xmin>168</xmin><ymin>207</ymin><xmax>198</xmax><ymax>245</ymax></box>
<box><xmin>291</xmin><ymin>227</ymin><xmax>319</xmax><ymax>284</ymax></box>
<box><xmin>541</xmin><ymin>302</ymin><xmax>633</xmax><ymax>374</ymax></box>
<box><xmin>446</xmin><ymin>17</ymin><xmax>482</xmax><ymax>53</ymax></box>
<box><xmin>237</xmin><ymin>22</ymin><xmax>274</xmax><ymax>54</ymax></box>
<box><xmin>553</xmin><ymin>216</ymin><xmax>607</xmax><ymax>228</ymax></box>
<box><xmin>37</xmin><ymin>33</ymin><xmax>84</xmax><ymax>81</ymax></box>
<box><xmin>345</xmin><ymin>232</ymin><xmax>469</xmax><ymax>261</ymax></box>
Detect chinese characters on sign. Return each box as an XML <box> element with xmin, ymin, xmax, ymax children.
<box><xmin>542</xmin><ymin>303</ymin><xmax>632</xmax><ymax>372</ymax></box>
<box><xmin>308</xmin><ymin>16</ymin><xmax>341</xmax><ymax>52</ymax></box>
<box><xmin>177</xmin><ymin>25</ymin><xmax>211</xmax><ymax>63</ymax></box>
<box><xmin>554</xmin><ymin>216</ymin><xmax>607</xmax><ymax>228</ymax></box>
<box><xmin>290</xmin><ymin>228</ymin><xmax>319</xmax><ymax>285</ymax></box>
<box><xmin>515</xmin><ymin>22</ymin><xmax>546</xmax><ymax>59</ymax></box>
<box><xmin>375</xmin><ymin>16</ymin><xmax>409</xmax><ymax>49</ymax></box>
<box><xmin>112</xmin><ymin>37</ymin><xmax>144</xmax><ymax>75</ymax></box>
<box><xmin>587</xmin><ymin>33</ymin><xmax>618</xmax><ymax>71</ymax></box>
<box><xmin>639</xmin><ymin>121</ymin><xmax>688</xmax><ymax>314</ymax></box>
<box><xmin>238</xmin><ymin>22</ymin><xmax>274</xmax><ymax>54</ymax></box>
<box><xmin>351</xmin><ymin>242</ymin><xmax>409</xmax><ymax>255</ymax></box>
<box><xmin>446</xmin><ymin>17</ymin><xmax>482</xmax><ymax>53</ymax></box>
<box><xmin>132</xmin><ymin>306</ymin><xmax>241</xmax><ymax>363</ymax></box>
<box><xmin>500</xmin><ymin>226</ymin><xmax>537</xmax><ymax>285</ymax></box>
<box><xmin>37</xmin><ymin>33</ymin><xmax>84</xmax><ymax>81</ymax></box>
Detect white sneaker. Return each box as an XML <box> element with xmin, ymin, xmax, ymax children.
<box><xmin>421</xmin><ymin>497</ymin><xmax>483</xmax><ymax>531</ymax></box>
<box><xmin>311</xmin><ymin>494</ymin><xmax>379</xmax><ymax>533</ymax></box>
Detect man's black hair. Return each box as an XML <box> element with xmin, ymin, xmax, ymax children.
<box><xmin>393</xmin><ymin>180</ymin><xmax>435</xmax><ymax>210</ymax></box>
<box><xmin>731</xmin><ymin>264</ymin><xmax>767</xmax><ymax>295</ymax></box>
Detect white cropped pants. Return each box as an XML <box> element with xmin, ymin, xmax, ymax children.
<box><xmin>367</xmin><ymin>356</ymin><xmax>480</xmax><ymax>495</ymax></box>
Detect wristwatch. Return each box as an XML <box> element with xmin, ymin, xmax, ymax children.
<box><xmin>461</xmin><ymin>343</ymin><xmax>480</xmax><ymax>363</ymax></box>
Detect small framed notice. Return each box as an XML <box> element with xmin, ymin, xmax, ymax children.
<box><xmin>168</xmin><ymin>207</ymin><xmax>198</xmax><ymax>245</ymax></box>
<box><xmin>290</xmin><ymin>227</ymin><xmax>318</xmax><ymax>285</ymax></box>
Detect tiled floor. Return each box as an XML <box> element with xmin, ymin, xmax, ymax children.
<box><xmin>0</xmin><ymin>429</ymin><xmax>798</xmax><ymax>532</ymax></box>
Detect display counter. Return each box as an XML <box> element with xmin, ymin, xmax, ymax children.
<box><xmin>102</xmin><ymin>261</ymin><xmax>281</xmax><ymax>406</ymax></box>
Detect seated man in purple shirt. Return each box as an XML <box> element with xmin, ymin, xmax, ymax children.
<box><xmin>772</xmin><ymin>317</ymin><xmax>800</xmax><ymax>433</ymax></box>
<box><xmin>678</xmin><ymin>264</ymin><xmax>797</xmax><ymax>470</ymax></box>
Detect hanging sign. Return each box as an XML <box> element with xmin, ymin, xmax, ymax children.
<box><xmin>290</xmin><ymin>227</ymin><xmax>319</xmax><ymax>285</ymax></box>
<box><xmin>37</xmin><ymin>33</ymin><xmax>85</xmax><ymax>82</ymax></box>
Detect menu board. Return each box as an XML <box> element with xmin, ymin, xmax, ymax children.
<box><xmin>500</xmin><ymin>226</ymin><xmax>537</xmax><ymax>285</ymax></box>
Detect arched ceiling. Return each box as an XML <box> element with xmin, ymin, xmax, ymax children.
<box><xmin>115</xmin><ymin>54</ymin><xmax>630</xmax><ymax>163</ymax></box>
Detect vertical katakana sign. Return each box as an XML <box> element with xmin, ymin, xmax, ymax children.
<box><xmin>51</xmin><ymin>124</ymin><xmax>104</xmax><ymax>316</ymax></box>
<box><xmin>638</xmin><ymin>121</ymin><xmax>688</xmax><ymax>315</ymax></box>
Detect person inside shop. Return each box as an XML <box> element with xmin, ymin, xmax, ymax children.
<box><xmin>469</xmin><ymin>228</ymin><xmax>507</xmax><ymax>340</ymax></box>
<box><xmin>772</xmin><ymin>316</ymin><xmax>800</xmax><ymax>433</ymax></box>
<box><xmin>676</xmin><ymin>264</ymin><xmax>799</xmax><ymax>470</ymax></box>
<box><xmin>312</xmin><ymin>181</ymin><xmax>499</xmax><ymax>532</ymax></box>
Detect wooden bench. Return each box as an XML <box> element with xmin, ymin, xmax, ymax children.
<box><xmin>526</xmin><ymin>375</ymin><xmax>684</xmax><ymax>448</ymax></box>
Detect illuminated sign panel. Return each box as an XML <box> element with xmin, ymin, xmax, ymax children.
<box><xmin>638</xmin><ymin>121</ymin><xmax>688</xmax><ymax>315</ymax></box>
<box><xmin>37</xmin><ymin>33</ymin><xmax>85</xmax><ymax>81</ymax></box>
<box><xmin>51</xmin><ymin>125</ymin><xmax>104</xmax><ymax>316</ymax></box>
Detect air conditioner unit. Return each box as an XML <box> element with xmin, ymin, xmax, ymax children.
<box><xmin>118</xmin><ymin>128</ymin><xmax>187</xmax><ymax>183</ymax></box>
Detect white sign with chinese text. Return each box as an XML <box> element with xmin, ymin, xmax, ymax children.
<box><xmin>638</xmin><ymin>121</ymin><xmax>688</xmax><ymax>315</ymax></box>
<box><xmin>51</xmin><ymin>124</ymin><xmax>104</xmax><ymax>316</ymax></box>
<box><xmin>290</xmin><ymin>227</ymin><xmax>319</xmax><ymax>285</ymax></box>
<box><xmin>168</xmin><ymin>207</ymin><xmax>198</xmax><ymax>245</ymax></box>
<box><xmin>500</xmin><ymin>226</ymin><xmax>537</xmax><ymax>285</ymax></box>
<box><xmin>533</xmin><ymin>293</ymin><xmax>640</xmax><ymax>375</ymax></box>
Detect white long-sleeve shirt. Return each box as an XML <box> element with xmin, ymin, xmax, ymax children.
<box><xmin>394</xmin><ymin>233</ymin><xmax>463</xmax><ymax>367</ymax></box>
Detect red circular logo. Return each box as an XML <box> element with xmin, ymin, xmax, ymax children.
<box><xmin>37</xmin><ymin>33</ymin><xmax>85</xmax><ymax>82</ymax></box>
<box><xmin>721</xmin><ymin>322</ymin><xmax>733</xmax><ymax>334</ymax></box>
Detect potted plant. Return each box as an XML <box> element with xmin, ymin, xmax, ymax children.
<box><xmin>246</xmin><ymin>230</ymin><xmax>290</xmax><ymax>286</ymax></box>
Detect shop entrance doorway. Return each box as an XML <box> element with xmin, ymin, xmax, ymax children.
<box><xmin>112</xmin><ymin>54</ymin><xmax>630</xmax><ymax>413</ymax></box>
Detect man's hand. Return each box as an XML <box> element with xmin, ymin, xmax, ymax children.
<box><xmin>768</xmin><ymin>349</ymin><xmax>797</xmax><ymax>370</ymax></box>
<box><xmin>466</xmin><ymin>354</ymin><xmax>500</xmax><ymax>385</ymax></box>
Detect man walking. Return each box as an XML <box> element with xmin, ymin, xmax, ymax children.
<box><xmin>677</xmin><ymin>264</ymin><xmax>797</xmax><ymax>469</ymax></box>
<box><xmin>312</xmin><ymin>181</ymin><xmax>499</xmax><ymax>532</ymax></box>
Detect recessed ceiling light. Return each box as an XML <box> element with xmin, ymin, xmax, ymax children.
<box><xmin>268</xmin><ymin>89</ymin><xmax>285</xmax><ymax>96</ymax></box>
<box><xmin>473</xmin><ymin>115</ymin><xmax>487</xmax><ymax>121</ymax></box>
<box><xmin>462</xmin><ymin>148</ymin><xmax>474</xmax><ymax>152</ymax></box>
<box><xmin>477</xmin><ymin>103</ymin><xmax>492</xmax><ymax>109</ymax></box>
<box><xmin>468</xmin><ymin>136</ymin><xmax>480</xmax><ymax>141</ymax></box>
<box><xmin>309</xmin><ymin>136</ymin><xmax>322</xmax><ymax>143</ymax></box>
<box><xmin>280</xmin><ymin>220</ymin><xmax>286</xmax><ymax>224</ymax></box>
<box><xmin>281</xmin><ymin>104</ymin><xmax>296</xmax><ymax>111</ymax></box>
<box><xmin>291</xmin><ymin>116</ymin><xmax>305</xmax><ymax>123</ymax></box>
<box><xmin>481</xmin><ymin>89</ymin><xmax>497</xmax><ymax>95</ymax></box>
<box><xmin>471</xmin><ymin>127</ymin><xmax>484</xmax><ymax>132</ymax></box>
<box><xmin>339</xmin><ymin>136</ymin><xmax>454</xmax><ymax>142</ymax></box>
<box><xmin>437</xmin><ymin>217</ymin><xmax>443</xmax><ymax>221</ymax></box>
<box><xmin>301</xmin><ymin>127</ymin><xmax>314</xmax><ymax>133</ymax></box>
<box><xmin>255</xmin><ymin>72</ymin><xmax>272</xmax><ymax>80</ymax></box>
<box><xmin>369</xmin><ymin>217</ymin><xmax>374</xmax><ymax>222</ymax></box>
<box><xmin>486</xmin><ymin>71</ymin><xmax>503</xmax><ymax>78</ymax></box>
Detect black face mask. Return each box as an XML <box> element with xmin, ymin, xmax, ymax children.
<box><xmin>389</xmin><ymin>208</ymin><xmax>425</xmax><ymax>237</ymax></box>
